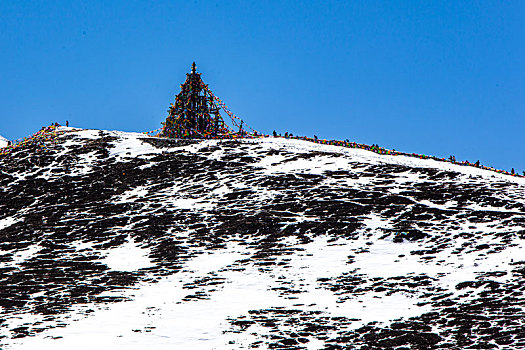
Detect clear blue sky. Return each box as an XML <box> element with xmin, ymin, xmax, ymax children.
<box><xmin>1</xmin><ymin>1</ymin><xmax>524</xmax><ymax>172</ymax></box>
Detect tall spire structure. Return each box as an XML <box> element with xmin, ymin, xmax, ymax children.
<box><xmin>160</xmin><ymin>62</ymin><xmax>223</xmax><ymax>138</ymax></box>
<box><xmin>160</xmin><ymin>63</ymin><xmax>258</xmax><ymax>139</ymax></box>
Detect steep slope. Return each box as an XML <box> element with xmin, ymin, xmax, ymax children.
<box><xmin>1</xmin><ymin>129</ymin><xmax>524</xmax><ymax>349</ymax></box>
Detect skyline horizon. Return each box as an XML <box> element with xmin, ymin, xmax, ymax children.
<box><xmin>1</xmin><ymin>1</ymin><xmax>523</xmax><ymax>173</ymax></box>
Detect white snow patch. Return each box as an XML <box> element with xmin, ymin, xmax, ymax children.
<box><xmin>0</xmin><ymin>135</ymin><xmax>8</xmax><ymax>147</ymax></box>
<box><xmin>1</xmin><ymin>243</ymin><xmax>40</xmax><ymax>270</ymax></box>
<box><xmin>101</xmin><ymin>239</ymin><xmax>154</xmax><ymax>271</ymax></box>
<box><xmin>109</xmin><ymin>132</ymin><xmax>161</xmax><ymax>159</ymax></box>
<box><xmin>0</xmin><ymin>216</ymin><xmax>20</xmax><ymax>231</ymax></box>
<box><xmin>211</xmin><ymin>184</ymin><xmax>230</xmax><ymax>195</ymax></box>
<box><xmin>56</xmin><ymin>126</ymin><xmax>80</xmax><ymax>132</ymax></box>
<box><xmin>353</xmin><ymin>238</ymin><xmax>426</xmax><ymax>278</ymax></box>
<box><xmin>11</xmin><ymin>245</ymin><xmax>41</xmax><ymax>265</ymax></box>
<box><xmin>68</xmin><ymin>129</ymin><xmax>102</xmax><ymax>140</ymax></box>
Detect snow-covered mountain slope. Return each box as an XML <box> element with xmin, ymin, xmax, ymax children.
<box><xmin>0</xmin><ymin>135</ymin><xmax>8</xmax><ymax>148</ymax></box>
<box><xmin>1</xmin><ymin>129</ymin><xmax>525</xmax><ymax>349</ymax></box>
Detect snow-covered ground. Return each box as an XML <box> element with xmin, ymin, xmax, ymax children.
<box><xmin>1</xmin><ymin>129</ymin><xmax>524</xmax><ymax>349</ymax></box>
<box><xmin>0</xmin><ymin>135</ymin><xmax>8</xmax><ymax>148</ymax></box>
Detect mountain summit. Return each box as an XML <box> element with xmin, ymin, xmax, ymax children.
<box><xmin>1</xmin><ymin>128</ymin><xmax>524</xmax><ymax>349</ymax></box>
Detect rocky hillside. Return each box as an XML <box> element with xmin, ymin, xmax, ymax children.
<box><xmin>1</xmin><ymin>128</ymin><xmax>525</xmax><ymax>349</ymax></box>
